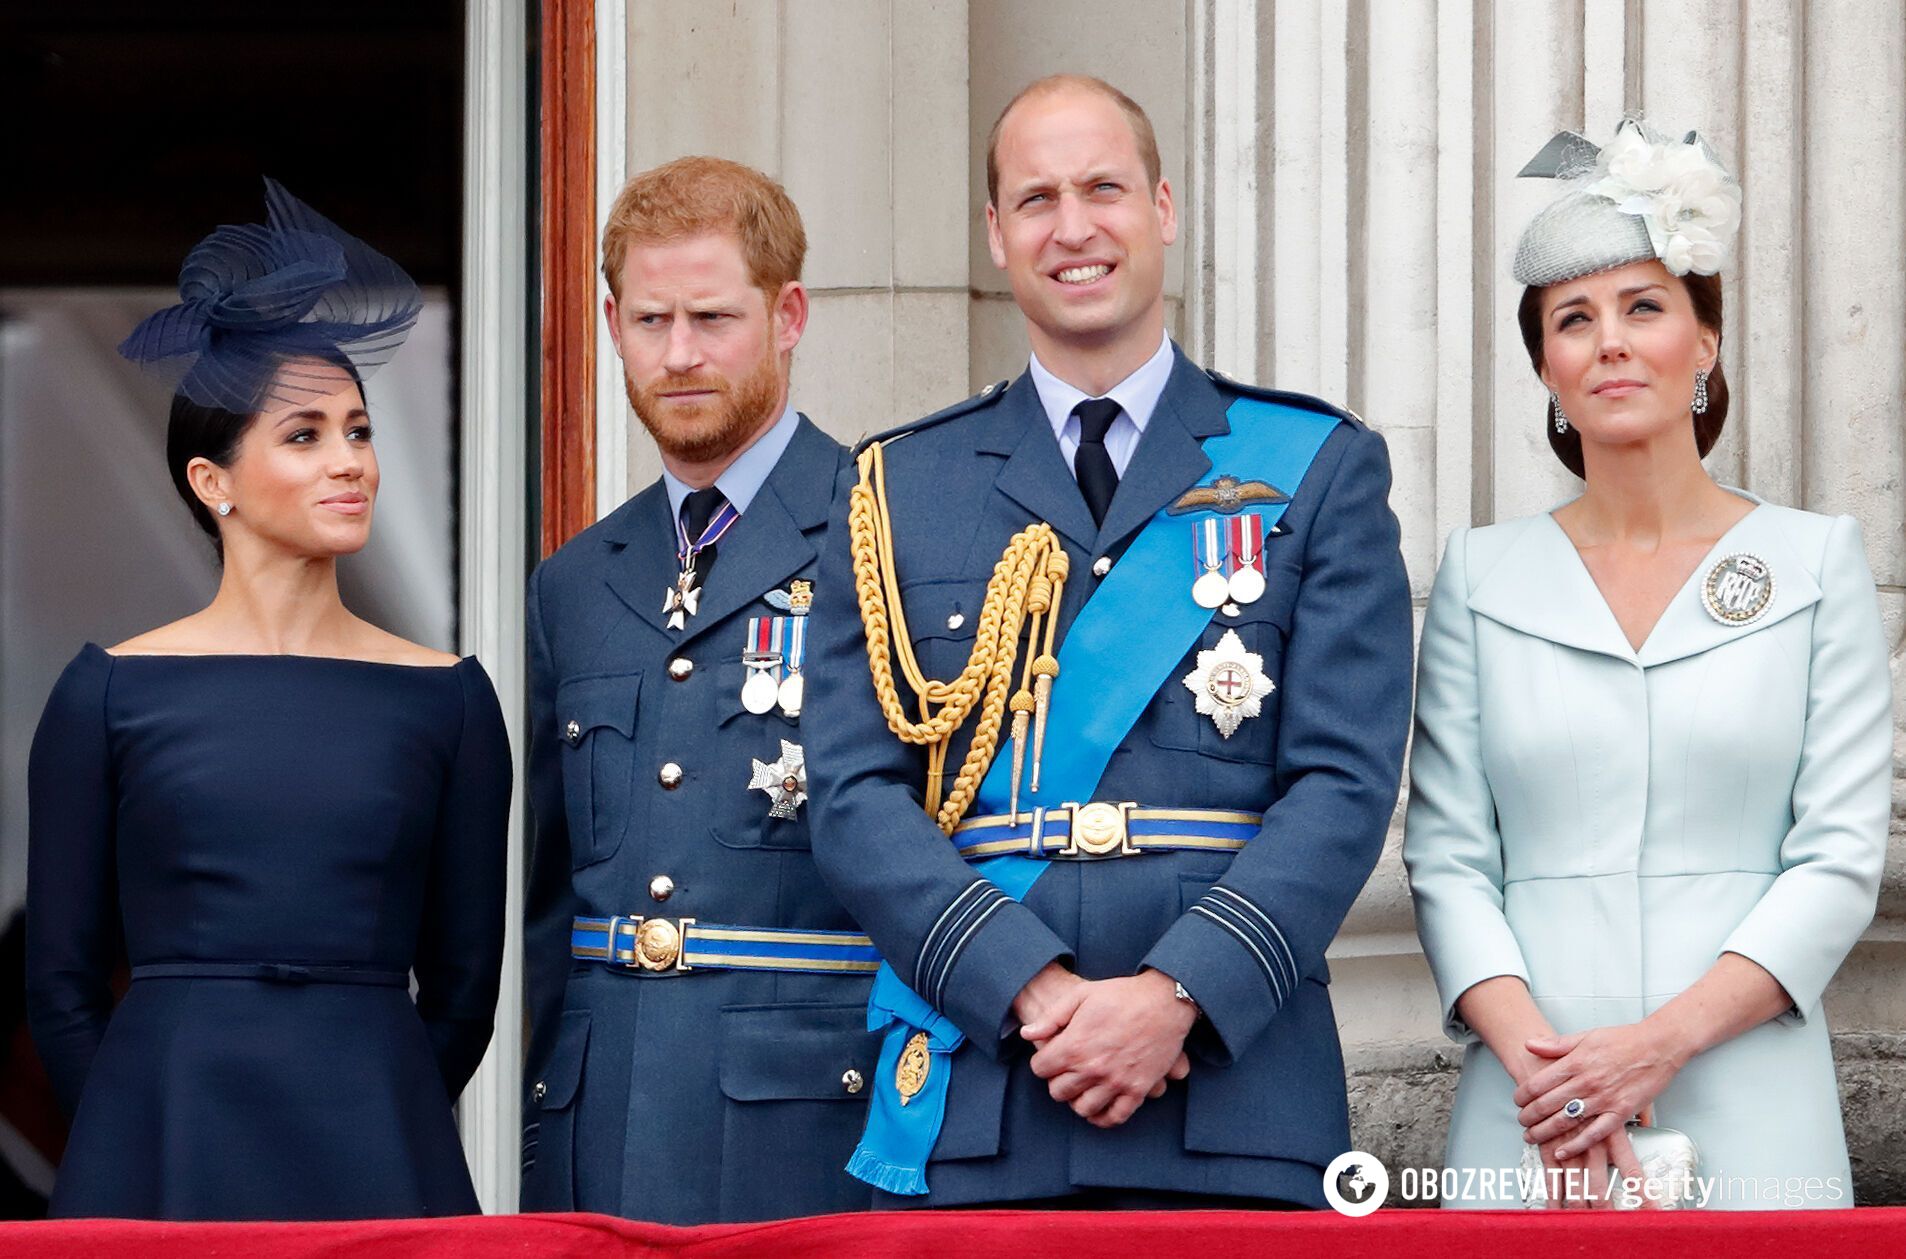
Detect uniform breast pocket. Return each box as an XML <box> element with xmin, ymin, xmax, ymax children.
<box><xmin>715</xmin><ymin>1003</ymin><xmax>878</xmax><ymax>1219</ymax></box>
<box><xmin>897</xmin><ymin>577</ymin><xmax>986</xmax><ymax>689</ymax></box>
<box><xmin>557</xmin><ymin>672</ymin><xmax>642</xmax><ymax>869</ymax></box>
<box><xmin>1149</xmin><ymin>556</ymin><xmax>1301</xmax><ymax>765</ymax></box>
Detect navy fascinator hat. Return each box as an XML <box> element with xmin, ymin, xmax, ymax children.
<box><xmin>118</xmin><ymin>178</ymin><xmax>422</xmax><ymax>414</ymax></box>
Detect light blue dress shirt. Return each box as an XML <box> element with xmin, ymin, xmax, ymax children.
<box><xmin>1027</xmin><ymin>332</ymin><xmax>1173</xmax><ymax>479</ymax></box>
<box><xmin>661</xmin><ymin>402</ymin><xmax>799</xmax><ymax>527</ymax></box>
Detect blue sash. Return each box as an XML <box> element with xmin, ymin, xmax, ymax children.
<box><xmin>845</xmin><ymin>397</ymin><xmax>1342</xmax><ymax>1194</ymax></box>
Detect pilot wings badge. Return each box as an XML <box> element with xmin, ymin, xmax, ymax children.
<box><xmin>1167</xmin><ymin>474</ymin><xmax>1289</xmax><ymax>516</ymax></box>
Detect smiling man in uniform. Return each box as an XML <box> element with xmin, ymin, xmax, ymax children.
<box><xmin>802</xmin><ymin>75</ymin><xmax>1413</xmax><ymax>1210</ymax></box>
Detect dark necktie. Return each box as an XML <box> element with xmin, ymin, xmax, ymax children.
<box><xmin>680</xmin><ymin>486</ymin><xmax>729</xmax><ymax>588</ymax></box>
<box><xmin>1071</xmin><ymin>398</ymin><xmax>1121</xmax><ymax>527</ymax></box>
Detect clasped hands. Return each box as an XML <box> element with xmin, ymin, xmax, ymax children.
<box><xmin>1511</xmin><ymin>1021</ymin><xmax>1687</xmax><ymax>1210</ymax></box>
<box><xmin>1012</xmin><ymin>962</ymin><xmax>1195</xmax><ymax>1129</ymax></box>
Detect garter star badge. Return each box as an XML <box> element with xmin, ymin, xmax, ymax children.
<box><xmin>749</xmin><ymin>739</ymin><xmax>808</xmax><ymax>819</ymax></box>
<box><xmin>1182</xmin><ymin>628</ymin><xmax>1275</xmax><ymax>739</ymax></box>
<box><xmin>1700</xmin><ymin>552</ymin><xmax>1775</xmax><ymax>627</ymax></box>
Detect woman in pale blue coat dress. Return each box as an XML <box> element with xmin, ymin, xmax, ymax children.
<box><xmin>1404</xmin><ymin>124</ymin><xmax>1890</xmax><ymax>1209</ymax></box>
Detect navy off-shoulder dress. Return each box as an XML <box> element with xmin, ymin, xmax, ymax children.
<box><xmin>24</xmin><ymin>644</ymin><xmax>512</xmax><ymax>1220</ymax></box>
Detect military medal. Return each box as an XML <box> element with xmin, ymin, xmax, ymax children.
<box><xmin>742</xmin><ymin>614</ymin><xmax>809</xmax><ymax>717</ymax></box>
<box><xmin>748</xmin><ymin>739</ymin><xmax>807</xmax><ymax>819</ymax></box>
<box><xmin>1181</xmin><ymin>628</ymin><xmax>1275</xmax><ymax>738</ymax></box>
<box><xmin>662</xmin><ymin>572</ymin><xmax>698</xmax><ymax>631</ymax></box>
<box><xmin>1191</xmin><ymin>517</ymin><xmax>1231</xmax><ymax>609</ymax></box>
<box><xmin>741</xmin><ymin>665</ymin><xmax>780</xmax><ymax>715</ymax></box>
<box><xmin>742</xmin><ymin>617</ymin><xmax>783</xmax><ymax>714</ymax></box>
<box><xmin>1227</xmin><ymin>513</ymin><xmax>1267</xmax><ymax>604</ymax></box>
<box><xmin>1701</xmin><ymin>552</ymin><xmax>1775</xmax><ymax>626</ymax></box>
<box><xmin>777</xmin><ymin>614</ymin><xmax>808</xmax><ymax>718</ymax></box>
<box><xmin>665</xmin><ymin>497</ymin><xmax>740</xmax><ymax>630</ymax></box>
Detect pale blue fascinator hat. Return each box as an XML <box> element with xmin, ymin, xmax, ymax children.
<box><xmin>118</xmin><ymin>179</ymin><xmax>422</xmax><ymax>414</ymax></box>
<box><xmin>1512</xmin><ymin>120</ymin><xmax>1742</xmax><ymax>288</ymax></box>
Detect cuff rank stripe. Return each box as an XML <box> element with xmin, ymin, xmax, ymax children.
<box><xmin>1189</xmin><ymin>895</ymin><xmax>1286</xmax><ymax>1004</ymax></box>
<box><xmin>933</xmin><ymin>893</ymin><xmax>1007</xmax><ymax>1009</ymax></box>
<box><xmin>1187</xmin><ymin>904</ymin><xmax>1282</xmax><ymax>1003</ymax></box>
<box><xmin>916</xmin><ymin>880</ymin><xmax>1007</xmax><ymax>1004</ymax></box>
<box><xmin>1204</xmin><ymin>885</ymin><xmax>1299</xmax><ymax>991</ymax></box>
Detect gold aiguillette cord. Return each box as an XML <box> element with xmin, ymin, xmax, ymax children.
<box><xmin>850</xmin><ymin>440</ymin><xmax>1070</xmax><ymax>834</ymax></box>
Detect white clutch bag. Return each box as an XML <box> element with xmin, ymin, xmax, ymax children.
<box><xmin>1518</xmin><ymin>1122</ymin><xmax>1701</xmax><ymax>1210</ymax></box>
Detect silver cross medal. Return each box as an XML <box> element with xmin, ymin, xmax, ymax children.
<box><xmin>663</xmin><ymin>562</ymin><xmax>701</xmax><ymax>630</ymax></box>
<box><xmin>749</xmin><ymin>739</ymin><xmax>808</xmax><ymax>820</ymax></box>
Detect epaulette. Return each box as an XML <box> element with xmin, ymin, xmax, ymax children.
<box><xmin>1204</xmin><ymin>367</ymin><xmax>1367</xmax><ymax>429</ymax></box>
<box><xmin>852</xmin><ymin>379</ymin><xmax>1012</xmax><ymax>455</ymax></box>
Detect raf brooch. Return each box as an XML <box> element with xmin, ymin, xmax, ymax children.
<box><xmin>1700</xmin><ymin>552</ymin><xmax>1775</xmax><ymax>627</ymax></box>
<box><xmin>764</xmin><ymin>579</ymin><xmax>814</xmax><ymax>616</ymax></box>
<box><xmin>749</xmin><ymin>739</ymin><xmax>808</xmax><ymax>819</ymax></box>
<box><xmin>1181</xmin><ymin>628</ymin><xmax>1275</xmax><ymax>739</ymax></box>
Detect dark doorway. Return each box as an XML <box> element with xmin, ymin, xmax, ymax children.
<box><xmin>1</xmin><ymin>1</ymin><xmax>463</xmax><ymax>287</ymax></box>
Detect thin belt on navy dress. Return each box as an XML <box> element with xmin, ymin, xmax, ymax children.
<box><xmin>129</xmin><ymin>962</ymin><xmax>409</xmax><ymax>987</ymax></box>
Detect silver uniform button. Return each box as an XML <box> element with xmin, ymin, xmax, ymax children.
<box><xmin>667</xmin><ymin>657</ymin><xmax>694</xmax><ymax>681</ymax></box>
<box><xmin>946</xmin><ymin>612</ymin><xmax>965</xmax><ymax>631</ymax></box>
<box><xmin>649</xmin><ymin>874</ymin><xmax>675</xmax><ymax>902</ymax></box>
<box><xmin>564</xmin><ymin>719</ymin><xmax>581</xmax><ymax>745</ymax></box>
<box><xmin>532</xmin><ymin>1080</ymin><xmax>547</xmax><ymax>1102</ymax></box>
<box><xmin>842</xmin><ymin>1069</ymin><xmax>865</xmax><ymax>1095</ymax></box>
<box><xmin>658</xmin><ymin>762</ymin><xmax>684</xmax><ymax>789</ymax></box>
<box><xmin>1092</xmin><ymin>556</ymin><xmax>1112</xmax><ymax>578</ymax></box>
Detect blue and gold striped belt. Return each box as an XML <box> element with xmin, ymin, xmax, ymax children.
<box><xmin>571</xmin><ymin>915</ymin><xmax>880</xmax><ymax>975</ymax></box>
<box><xmin>951</xmin><ymin>802</ymin><xmax>1262</xmax><ymax>861</ymax></box>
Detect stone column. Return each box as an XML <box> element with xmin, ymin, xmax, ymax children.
<box><xmin>621</xmin><ymin>0</ymin><xmax>970</xmax><ymax>463</ymax></box>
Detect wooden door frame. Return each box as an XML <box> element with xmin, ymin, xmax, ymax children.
<box><xmin>539</xmin><ymin>0</ymin><xmax>598</xmax><ymax>555</ymax></box>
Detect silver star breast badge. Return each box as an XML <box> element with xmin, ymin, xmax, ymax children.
<box><xmin>749</xmin><ymin>739</ymin><xmax>808</xmax><ymax>819</ymax></box>
<box><xmin>1181</xmin><ymin>628</ymin><xmax>1275</xmax><ymax>739</ymax></box>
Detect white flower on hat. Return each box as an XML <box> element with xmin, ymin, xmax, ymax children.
<box><xmin>1586</xmin><ymin>124</ymin><xmax>1741</xmax><ymax>276</ymax></box>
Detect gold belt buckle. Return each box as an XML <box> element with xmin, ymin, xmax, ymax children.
<box><xmin>611</xmin><ymin>916</ymin><xmax>696</xmax><ymax>972</ymax></box>
<box><xmin>1056</xmin><ymin>801</ymin><xmax>1139</xmax><ymax>858</ymax></box>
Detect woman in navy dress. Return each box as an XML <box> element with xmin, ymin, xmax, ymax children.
<box><xmin>25</xmin><ymin>181</ymin><xmax>511</xmax><ymax>1220</ymax></box>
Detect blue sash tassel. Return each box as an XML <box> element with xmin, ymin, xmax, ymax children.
<box><xmin>847</xmin><ymin>857</ymin><xmax>1043</xmax><ymax>1195</ymax></box>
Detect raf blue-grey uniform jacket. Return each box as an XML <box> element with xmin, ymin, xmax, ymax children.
<box><xmin>802</xmin><ymin>348</ymin><xmax>1413</xmax><ymax>1208</ymax></box>
<box><xmin>520</xmin><ymin>416</ymin><xmax>877</xmax><ymax>1224</ymax></box>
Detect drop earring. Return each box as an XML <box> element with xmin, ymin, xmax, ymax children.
<box><xmin>1550</xmin><ymin>392</ymin><xmax>1569</xmax><ymax>434</ymax></box>
<box><xmin>1692</xmin><ymin>369</ymin><xmax>1710</xmax><ymax>415</ymax></box>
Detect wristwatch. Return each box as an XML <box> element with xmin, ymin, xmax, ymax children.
<box><xmin>1172</xmin><ymin>979</ymin><xmax>1201</xmax><ymax>1020</ymax></box>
